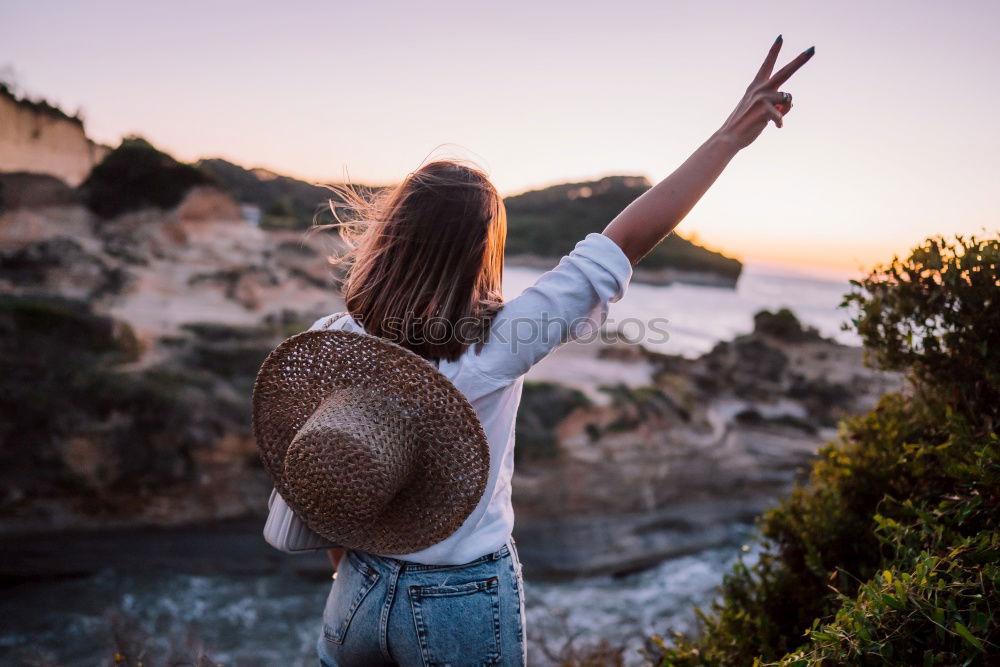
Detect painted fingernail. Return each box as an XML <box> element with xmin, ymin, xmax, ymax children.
<box><xmin>775</xmin><ymin>34</ymin><xmax>783</xmax><ymax>44</ymax></box>
<box><xmin>805</xmin><ymin>46</ymin><xmax>815</xmax><ymax>56</ymax></box>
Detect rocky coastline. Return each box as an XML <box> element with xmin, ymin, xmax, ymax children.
<box><xmin>510</xmin><ymin>309</ymin><xmax>901</xmax><ymax>577</ymax></box>
<box><xmin>0</xmin><ymin>172</ymin><xmax>899</xmax><ymax>582</ymax></box>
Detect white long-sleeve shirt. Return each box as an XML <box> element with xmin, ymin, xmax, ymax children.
<box><xmin>264</xmin><ymin>232</ymin><xmax>633</xmax><ymax>564</ymax></box>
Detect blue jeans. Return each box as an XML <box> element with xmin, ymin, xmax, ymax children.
<box><xmin>317</xmin><ymin>539</ymin><xmax>527</xmax><ymax>666</ymax></box>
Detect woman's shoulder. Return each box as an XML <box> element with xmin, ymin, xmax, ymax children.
<box><xmin>307</xmin><ymin>311</ymin><xmax>356</xmax><ymax>332</ymax></box>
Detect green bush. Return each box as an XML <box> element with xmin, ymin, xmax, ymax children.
<box><xmin>82</xmin><ymin>136</ymin><xmax>215</xmax><ymax>218</ymax></box>
<box><xmin>651</xmin><ymin>233</ymin><xmax>999</xmax><ymax>665</ymax></box>
<box><xmin>843</xmin><ymin>235</ymin><xmax>999</xmax><ymax>432</ymax></box>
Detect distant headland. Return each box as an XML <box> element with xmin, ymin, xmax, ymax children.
<box><xmin>0</xmin><ymin>83</ymin><xmax>742</xmax><ymax>288</ymax></box>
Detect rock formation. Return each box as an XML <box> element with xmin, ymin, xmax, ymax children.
<box><xmin>0</xmin><ymin>171</ymin><xmax>899</xmax><ymax>580</ymax></box>
<box><xmin>0</xmin><ymin>173</ymin><xmax>346</xmax><ymax>532</ymax></box>
<box><xmin>512</xmin><ymin>312</ymin><xmax>902</xmax><ymax>576</ymax></box>
<box><xmin>0</xmin><ymin>85</ymin><xmax>109</xmax><ymax>186</ymax></box>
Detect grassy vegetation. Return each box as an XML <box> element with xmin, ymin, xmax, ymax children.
<box><xmin>650</xmin><ymin>234</ymin><xmax>999</xmax><ymax>665</ymax></box>
<box><xmin>0</xmin><ymin>296</ymin><xmax>200</xmax><ymax>502</ymax></box>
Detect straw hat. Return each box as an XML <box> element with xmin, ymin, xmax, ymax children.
<box><xmin>251</xmin><ymin>326</ymin><xmax>490</xmax><ymax>554</ymax></box>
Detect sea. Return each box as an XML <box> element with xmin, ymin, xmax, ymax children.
<box><xmin>0</xmin><ymin>264</ymin><xmax>856</xmax><ymax>666</ymax></box>
<box><xmin>503</xmin><ymin>262</ymin><xmax>860</xmax><ymax>357</ymax></box>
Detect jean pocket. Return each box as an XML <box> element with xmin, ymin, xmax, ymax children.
<box><xmin>322</xmin><ymin>551</ymin><xmax>380</xmax><ymax>645</ymax></box>
<box><xmin>409</xmin><ymin>576</ymin><xmax>502</xmax><ymax>666</ymax></box>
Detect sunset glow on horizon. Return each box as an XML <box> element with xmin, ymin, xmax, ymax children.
<box><xmin>2</xmin><ymin>0</ymin><xmax>997</xmax><ymax>278</ymax></box>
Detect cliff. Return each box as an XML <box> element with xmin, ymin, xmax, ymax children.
<box><xmin>0</xmin><ymin>84</ymin><xmax>109</xmax><ymax>187</ymax></box>
<box><xmin>0</xmin><ymin>172</ymin><xmax>899</xmax><ymax>579</ymax></box>
<box><xmin>0</xmin><ymin>172</ymin><xmax>347</xmax><ymax>532</ymax></box>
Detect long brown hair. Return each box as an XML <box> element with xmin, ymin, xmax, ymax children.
<box><xmin>313</xmin><ymin>160</ymin><xmax>506</xmax><ymax>362</ymax></box>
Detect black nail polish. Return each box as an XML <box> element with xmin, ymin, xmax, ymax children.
<box><xmin>775</xmin><ymin>34</ymin><xmax>783</xmax><ymax>44</ymax></box>
<box><xmin>805</xmin><ymin>46</ymin><xmax>815</xmax><ymax>56</ymax></box>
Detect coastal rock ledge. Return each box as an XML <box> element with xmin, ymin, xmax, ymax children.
<box><xmin>0</xmin><ymin>172</ymin><xmax>898</xmax><ymax>583</ymax></box>
<box><xmin>511</xmin><ymin>310</ymin><xmax>902</xmax><ymax>577</ymax></box>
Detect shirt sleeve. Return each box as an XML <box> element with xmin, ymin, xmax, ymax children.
<box><xmin>263</xmin><ymin>488</ymin><xmax>340</xmax><ymax>553</ymax></box>
<box><xmin>470</xmin><ymin>232</ymin><xmax>633</xmax><ymax>382</ymax></box>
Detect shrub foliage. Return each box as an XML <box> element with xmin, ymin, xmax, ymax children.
<box><xmin>82</xmin><ymin>136</ymin><xmax>214</xmax><ymax>218</ymax></box>
<box><xmin>0</xmin><ymin>295</ymin><xmax>198</xmax><ymax>503</ymax></box>
<box><xmin>651</xmin><ymin>234</ymin><xmax>999</xmax><ymax>665</ymax></box>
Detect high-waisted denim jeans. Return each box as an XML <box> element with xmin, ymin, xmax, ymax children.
<box><xmin>316</xmin><ymin>539</ymin><xmax>527</xmax><ymax>666</ymax></box>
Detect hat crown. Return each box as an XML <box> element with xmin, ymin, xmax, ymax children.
<box><xmin>283</xmin><ymin>389</ymin><xmax>418</xmax><ymax>542</ymax></box>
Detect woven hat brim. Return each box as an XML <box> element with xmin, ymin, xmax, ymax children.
<box><xmin>252</xmin><ymin>329</ymin><xmax>490</xmax><ymax>554</ymax></box>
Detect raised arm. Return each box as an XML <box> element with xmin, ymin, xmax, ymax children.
<box><xmin>603</xmin><ymin>36</ymin><xmax>816</xmax><ymax>265</ymax></box>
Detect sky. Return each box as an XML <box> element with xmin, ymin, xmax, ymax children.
<box><xmin>2</xmin><ymin>0</ymin><xmax>998</xmax><ymax>276</ymax></box>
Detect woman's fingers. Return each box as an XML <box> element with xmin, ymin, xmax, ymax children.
<box><xmin>751</xmin><ymin>35</ymin><xmax>784</xmax><ymax>87</ymax></box>
<box><xmin>752</xmin><ymin>91</ymin><xmax>789</xmax><ymax>128</ymax></box>
<box><xmin>775</xmin><ymin>98</ymin><xmax>793</xmax><ymax>115</ymax></box>
<box><xmin>772</xmin><ymin>90</ymin><xmax>793</xmax><ymax>115</ymax></box>
<box><xmin>759</xmin><ymin>90</ymin><xmax>790</xmax><ymax>103</ymax></box>
<box><xmin>766</xmin><ymin>46</ymin><xmax>815</xmax><ymax>90</ymax></box>
<box><xmin>764</xmin><ymin>103</ymin><xmax>783</xmax><ymax>128</ymax></box>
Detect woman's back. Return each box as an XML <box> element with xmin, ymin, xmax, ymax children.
<box><xmin>267</xmin><ymin>231</ymin><xmax>633</xmax><ymax>564</ymax></box>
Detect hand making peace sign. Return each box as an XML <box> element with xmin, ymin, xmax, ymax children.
<box><xmin>717</xmin><ymin>36</ymin><xmax>816</xmax><ymax>151</ymax></box>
